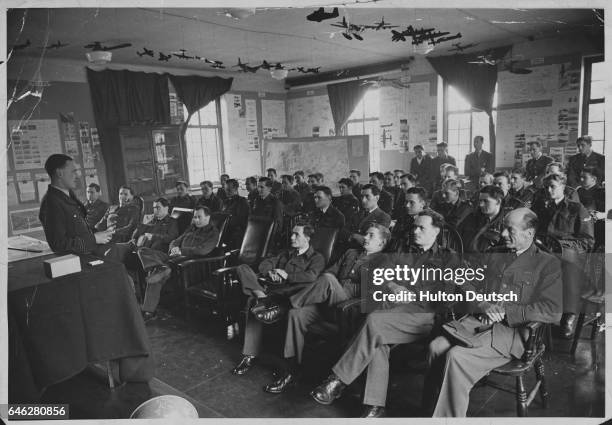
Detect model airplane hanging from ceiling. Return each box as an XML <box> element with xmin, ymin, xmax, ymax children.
<box><xmin>364</xmin><ymin>17</ymin><xmax>398</xmax><ymax>30</ymax></box>
<box><xmin>296</xmin><ymin>67</ymin><xmax>321</xmax><ymax>74</ymax></box>
<box><xmin>172</xmin><ymin>49</ymin><xmax>194</xmax><ymax>60</ymax></box>
<box><xmin>11</xmin><ymin>39</ymin><xmax>31</xmax><ymax>50</ymax></box>
<box><xmin>85</xmin><ymin>41</ymin><xmax>132</xmax><ymax>51</ymax></box>
<box><xmin>391</xmin><ymin>26</ymin><xmax>435</xmax><ymax>42</ymax></box>
<box><xmin>233</xmin><ymin>58</ymin><xmax>260</xmax><ymax>73</ymax></box>
<box><xmin>428</xmin><ymin>32</ymin><xmax>462</xmax><ymax>45</ymax></box>
<box><xmin>448</xmin><ymin>42</ymin><xmax>479</xmax><ymax>52</ymax></box>
<box><xmin>137</xmin><ymin>47</ymin><xmax>155</xmax><ymax>57</ymax></box>
<box><xmin>44</xmin><ymin>40</ymin><xmax>69</xmax><ymax>49</ymax></box>
<box><xmin>331</xmin><ymin>17</ymin><xmax>366</xmax><ymax>41</ymax></box>
<box><xmin>306</xmin><ymin>7</ymin><xmax>339</xmax><ymax>22</ymax></box>
<box><xmin>158</xmin><ymin>52</ymin><xmax>172</xmax><ymax>61</ymax></box>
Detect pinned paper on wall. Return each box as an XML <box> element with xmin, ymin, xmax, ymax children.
<box><xmin>16</xmin><ymin>172</ymin><xmax>36</xmax><ymax>203</ymax></box>
<box><xmin>91</xmin><ymin>127</ymin><xmax>100</xmax><ymax>147</ymax></box>
<box><xmin>549</xmin><ymin>147</ymin><xmax>564</xmax><ymax>163</ymax></box>
<box><xmin>85</xmin><ymin>168</ymin><xmax>100</xmax><ymax>187</ymax></box>
<box><xmin>233</xmin><ymin>94</ymin><xmax>242</xmax><ymax>109</ymax></box>
<box><xmin>10</xmin><ymin>208</ymin><xmax>44</xmax><ymax>234</ymax></box>
<box><xmin>79</xmin><ymin>121</ymin><xmax>90</xmax><ymax>138</ymax></box>
<box><xmin>9</xmin><ymin>119</ymin><xmax>63</xmax><ymax>170</ymax></box>
<box><xmin>60</xmin><ymin>112</ymin><xmax>78</xmax><ymax>140</ymax></box>
<box><xmin>7</xmin><ymin>175</ymin><xmax>18</xmax><ymax>207</ymax></box>
<box><xmin>81</xmin><ymin>139</ymin><xmax>96</xmax><ymax>168</ymax></box>
<box><xmin>35</xmin><ymin>172</ymin><xmax>50</xmax><ymax>201</ymax></box>
<box><xmin>65</xmin><ymin>139</ymin><xmax>80</xmax><ymax>156</ymax></box>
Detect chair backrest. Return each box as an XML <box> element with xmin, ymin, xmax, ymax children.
<box><xmin>438</xmin><ymin>226</ymin><xmax>464</xmax><ymax>254</ymax></box>
<box><xmin>535</xmin><ymin>234</ymin><xmax>563</xmax><ymax>254</ymax></box>
<box><xmin>238</xmin><ymin>217</ymin><xmax>275</xmax><ymax>265</ymax></box>
<box><xmin>171</xmin><ymin>207</ymin><xmax>194</xmax><ymax>235</ymax></box>
<box><xmin>134</xmin><ymin>196</ymin><xmax>145</xmax><ymax>221</ymax></box>
<box><xmin>210</xmin><ymin>212</ymin><xmax>231</xmax><ymax>248</ymax></box>
<box><xmin>310</xmin><ymin>226</ymin><xmax>339</xmax><ymax>266</ymax></box>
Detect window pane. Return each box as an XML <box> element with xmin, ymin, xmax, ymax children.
<box><xmin>363</xmin><ymin>89</ymin><xmax>380</xmax><ymax>119</ymax></box>
<box><xmin>589</xmin><ymin>102</ymin><xmax>605</xmax><ymax>122</ymax></box>
<box><xmin>588</xmin><ymin>121</ymin><xmax>605</xmax><ymax>142</ymax></box>
<box><xmin>592</xmin><ymin>140</ymin><xmax>604</xmax><ymax>154</ymax></box>
<box><xmin>346</xmin><ymin>122</ymin><xmax>364</xmax><ymax>135</ymax></box>
<box><xmin>590</xmin><ymin>80</ymin><xmax>606</xmax><ymax>100</ymax></box>
<box><xmin>200</xmin><ymin>101</ymin><xmax>219</xmax><ymax>126</ymax></box>
<box><xmin>591</xmin><ymin>61</ymin><xmax>606</xmax><ymax>83</ymax></box>
<box><xmin>472</xmin><ymin>111</ymin><xmax>491</xmax><ymax>152</ymax></box>
<box><xmin>202</xmin><ymin>128</ymin><xmax>221</xmax><ymax>180</ymax></box>
<box><xmin>447</xmin><ymin>84</ymin><xmax>471</xmax><ymax>111</ymax></box>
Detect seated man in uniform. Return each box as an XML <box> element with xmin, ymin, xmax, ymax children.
<box><xmin>391</xmin><ymin>173</ymin><xmax>417</xmax><ymax>220</ymax></box>
<box><xmin>423</xmin><ymin>208</ymin><xmax>562</xmax><ymax>417</ymax></box>
<box><xmin>171</xmin><ymin>180</ymin><xmax>196</xmax><ymax>211</ymax></box>
<box><xmin>95</xmin><ymin>185</ymin><xmax>141</xmax><ymax>243</ymax></box>
<box><xmin>197</xmin><ymin>180</ymin><xmax>223</xmax><ymax>212</ymax></box>
<box><xmin>221</xmin><ymin>179</ymin><xmax>250</xmax><ymax>249</ymax></box>
<box><xmin>433</xmin><ymin>179</ymin><xmax>472</xmax><ymax>229</ymax></box>
<box><xmin>341</xmin><ymin>184</ymin><xmax>391</xmax><ymax>248</ymax></box>
<box><xmin>349</xmin><ymin>169</ymin><xmax>363</xmax><ymax>199</ymax></box>
<box><xmin>39</xmin><ymin>154</ymin><xmax>114</xmax><ymax>255</ymax></box>
<box><xmin>266</xmin><ymin>168</ymin><xmax>283</xmax><ymax>196</ymax></box>
<box><xmin>567</xmin><ymin>135</ymin><xmax>605</xmax><ymax>188</ymax></box>
<box><xmin>459</xmin><ymin>185</ymin><xmax>505</xmax><ymax>255</ymax></box>
<box><xmin>84</xmin><ymin>182</ymin><xmax>109</xmax><ymax>230</ymax></box>
<box><xmin>251</xmin><ymin>177</ymin><xmax>284</xmax><ymax>239</ymax></box>
<box><xmin>279</xmin><ymin>174</ymin><xmax>302</xmax><ymax>217</ymax></box>
<box><xmin>509</xmin><ymin>168</ymin><xmax>536</xmax><ymax>208</ymax></box>
<box><xmin>311</xmin><ymin>210</ymin><xmax>461</xmax><ymax>417</ymax></box>
<box><xmin>245</xmin><ymin>176</ymin><xmax>259</xmax><ymax>210</ymax></box>
<box><xmin>388</xmin><ymin>187</ymin><xmax>427</xmax><ymax>252</ymax></box>
<box><xmin>262</xmin><ymin>224</ymin><xmax>391</xmax><ymax>394</ymax></box>
<box><xmin>231</xmin><ymin>224</ymin><xmax>325</xmax><ymax>376</ymax></box>
<box><xmin>139</xmin><ymin>206</ymin><xmax>219</xmax><ymax>320</ymax></box>
<box><xmin>216</xmin><ymin>174</ymin><xmax>230</xmax><ymax>202</ymax></box>
<box><xmin>333</xmin><ymin>178</ymin><xmax>360</xmax><ymax>225</ymax></box>
<box><xmin>310</xmin><ymin>185</ymin><xmax>345</xmax><ymax>230</ymax></box>
<box><xmin>369</xmin><ymin>172</ymin><xmax>394</xmax><ymax>214</ymax></box>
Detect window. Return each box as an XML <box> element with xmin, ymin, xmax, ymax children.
<box><xmin>445</xmin><ymin>84</ymin><xmax>497</xmax><ymax>174</ymax></box>
<box><xmin>582</xmin><ymin>56</ymin><xmax>605</xmax><ymax>153</ymax></box>
<box><xmin>344</xmin><ymin>88</ymin><xmax>380</xmax><ymax>171</ymax></box>
<box><xmin>183</xmin><ymin>100</ymin><xmax>224</xmax><ymax>185</ymax></box>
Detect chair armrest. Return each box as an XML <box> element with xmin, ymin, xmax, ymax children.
<box><xmin>175</xmin><ymin>254</ymin><xmax>228</xmax><ymax>270</ymax></box>
<box><xmin>213</xmin><ymin>265</ymin><xmax>242</xmax><ymax>276</ymax></box>
<box><xmin>336</xmin><ymin>297</ymin><xmax>363</xmax><ymax>312</ymax></box>
<box><xmin>334</xmin><ymin>297</ymin><xmax>365</xmax><ymax>345</ymax></box>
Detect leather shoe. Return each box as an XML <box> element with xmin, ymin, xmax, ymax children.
<box><xmin>142</xmin><ymin>311</ymin><xmax>157</xmax><ymax>322</ymax></box>
<box><xmin>310</xmin><ymin>374</ymin><xmax>346</xmax><ymax>405</ymax></box>
<box><xmin>232</xmin><ymin>355</ymin><xmax>255</xmax><ymax>375</ymax></box>
<box><xmin>561</xmin><ymin>313</ymin><xmax>577</xmax><ymax>339</ymax></box>
<box><xmin>264</xmin><ymin>372</ymin><xmax>296</xmax><ymax>394</ymax></box>
<box><xmin>360</xmin><ymin>405</ymin><xmax>386</xmax><ymax>418</ymax></box>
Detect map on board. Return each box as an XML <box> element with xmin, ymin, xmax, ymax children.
<box><xmin>265</xmin><ymin>138</ymin><xmax>349</xmax><ymax>187</ymax></box>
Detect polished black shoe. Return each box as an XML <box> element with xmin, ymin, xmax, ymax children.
<box><xmin>142</xmin><ymin>311</ymin><xmax>157</xmax><ymax>323</ymax></box>
<box><xmin>360</xmin><ymin>405</ymin><xmax>386</xmax><ymax>418</ymax></box>
<box><xmin>310</xmin><ymin>374</ymin><xmax>346</xmax><ymax>405</ymax></box>
<box><xmin>264</xmin><ymin>372</ymin><xmax>296</xmax><ymax>394</ymax></box>
<box><xmin>561</xmin><ymin>313</ymin><xmax>577</xmax><ymax>339</ymax></box>
<box><xmin>232</xmin><ymin>355</ymin><xmax>255</xmax><ymax>375</ymax></box>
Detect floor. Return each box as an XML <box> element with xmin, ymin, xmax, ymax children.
<box><xmin>40</xmin><ymin>307</ymin><xmax>605</xmax><ymax>419</ymax></box>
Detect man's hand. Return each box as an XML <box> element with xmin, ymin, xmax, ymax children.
<box><xmin>275</xmin><ymin>269</ymin><xmax>288</xmax><ymax>280</ymax></box>
<box><xmin>136</xmin><ymin>235</ymin><xmax>147</xmax><ymax>247</ymax></box>
<box><xmin>482</xmin><ymin>302</ymin><xmax>505</xmax><ymax>323</ymax></box>
<box><xmin>169</xmin><ymin>246</ymin><xmax>182</xmax><ymax>257</ymax></box>
<box><xmin>94</xmin><ymin>230</ymin><xmax>113</xmax><ymax>244</ymax></box>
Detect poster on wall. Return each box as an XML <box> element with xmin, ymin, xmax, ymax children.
<box><xmin>558</xmin><ymin>63</ymin><xmax>581</xmax><ymax>91</ymax></box>
<box><xmin>9</xmin><ymin>119</ymin><xmax>63</xmax><ymax>170</ymax></box>
<box><xmin>85</xmin><ymin>168</ymin><xmax>100</xmax><ymax>187</ymax></box>
<box><xmin>79</xmin><ymin>121</ymin><xmax>90</xmax><ymax>138</ymax></box>
<box><xmin>399</xmin><ymin>119</ymin><xmax>409</xmax><ymax>150</ymax></box>
<box><xmin>60</xmin><ymin>112</ymin><xmax>78</xmax><ymax>140</ymax></box>
<box><xmin>65</xmin><ymin>139</ymin><xmax>80</xmax><ymax>157</ymax></box>
<box><xmin>549</xmin><ymin>147</ymin><xmax>564</xmax><ymax>163</ymax></box>
<box><xmin>35</xmin><ymin>172</ymin><xmax>50</xmax><ymax>201</ymax></box>
<box><xmin>16</xmin><ymin>172</ymin><xmax>36</xmax><ymax>203</ymax></box>
<box><xmin>10</xmin><ymin>208</ymin><xmax>44</xmax><ymax>234</ymax></box>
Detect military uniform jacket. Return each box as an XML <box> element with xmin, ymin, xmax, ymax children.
<box><xmin>535</xmin><ymin>197</ymin><xmax>594</xmax><ymax>252</ymax></box>
<box><xmin>85</xmin><ymin>198</ymin><xmax>109</xmax><ymax>229</ymax></box>
<box><xmin>270</xmin><ymin>180</ymin><xmax>283</xmax><ymax>197</ymax></box>
<box><xmin>525</xmin><ymin>154</ymin><xmax>553</xmax><ymax>184</ymax></box>
<box><xmin>459</xmin><ymin>209</ymin><xmax>505</xmax><ymax>254</ymax></box>
<box><xmin>464</xmin><ymin>150</ymin><xmax>493</xmax><ymax>180</ymax></box>
<box><xmin>171</xmin><ymin>194</ymin><xmax>196</xmax><ymax>211</ymax></box>
<box><xmin>468</xmin><ymin>243</ymin><xmax>562</xmax><ymax>358</ymax></box>
<box><xmin>132</xmin><ymin>215</ymin><xmax>179</xmax><ymax>252</ymax></box>
<box><xmin>216</xmin><ymin>187</ymin><xmax>228</xmax><ymax>202</ymax></box>
<box><xmin>39</xmin><ymin>185</ymin><xmax>97</xmax><ymax>254</ymax></box>
<box><xmin>410</xmin><ymin>155</ymin><xmax>433</xmax><ymax>188</ymax></box>
<box><xmin>169</xmin><ymin>223</ymin><xmax>220</xmax><ymax>257</ymax></box>
<box><xmin>251</xmin><ymin>193</ymin><xmax>284</xmax><ymax>232</ymax></box>
<box><xmin>333</xmin><ymin>194</ymin><xmax>360</xmax><ymax>224</ymax></box>
<box><xmin>351</xmin><ymin>183</ymin><xmax>363</xmax><ymax>199</ymax></box>
<box><xmin>578</xmin><ymin>184</ymin><xmax>605</xmax><ymax>212</ymax></box>
<box><xmin>436</xmin><ymin>200</ymin><xmax>473</xmax><ymax>229</ymax></box>
<box><xmin>389</xmin><ymin>214</ymin><xmax>417</xmax><ymax>253</ymax></box>
<box><xmin>311</xmin><ymin>205</ymin><xmax>346</xmax><ymax>229</ymax></box>
<box><xmin>279</xmin><ymin>188</ymin><xmax>302</xmax><ymax>216</ymax></box>
<box><xmin>346</xmin><ymin>207</ymin><xmax>391</xmax><ymax>236</ymax></box>
<box><xmin>95</xmin><ymin>201</ymin><xmax>141</xmax><ymax>243</ymax></box>
<box><xmin>567</xmin><ymin>151</ymin><xmax>605</xmax><ymax>187</ymax></box>
<box><xmin>196</xmin><ymin>194</ymin><xmax>223</xmax><ymax>212</ymax></box>
<box><xmin>378</xmin><ymin>189</ymin><xmax>394</xmax><ymax>214</ymax></box>
<box><xmin>258</xmin><ymin>245</ymin><xmax>325</xmax><ymax>284</ymax></box>
<box><xmin>509</xmin><ymin>186</ymin><xmax>537</xmax><ymax>209</ymax></box>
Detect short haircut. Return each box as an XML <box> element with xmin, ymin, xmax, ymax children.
<box><xmin>220</xmin><ymin>174</ymin><xmax>229</xmax><ymax>180</ymax></box>
<box><xmin>577</xmin><ymin>135</ymin><xmax>593</xmax><ymax>145</ymax></box>
<box><xmin>361</xmin><ymin>183</ymin><xmax>380</xmax><ymax>196</ymax></box>
<box><xmin>307</xmin><ymin>173</ymin><xmax>318</xmax><ymax>180</ymax></box>
<box><xmin>445</xmin><ymin>165</ymin><xmax>459</xmax><ymax>175</ymax></box>
<box><xmin>266</xmin><ymin>168</ymin><xmax>277</xmax><ymax>176</ymax></box>
<box><xmin>418</xmin><ymin>209</ymin><xmax>446</xmax><ymax>229</ymax></box>
<box><xmin>200</xmin><ymin>180</ymin><xmax>213</xmax><ymax>189</ymax></box>
<box><xmin>369</xmin><ymin>171</ymin><xmax>384</xmax><ymax>181</ymax></box>
<box><xmin>479</xmin><ymin>185</ymin><xmax>505</xmax><ymax>201</ymax></box>
<box><xmin>527</xmin><ymin>141</ymin><xmax>542</xmax><ymax>148</ymax></box>
<box><xmin>406</xmin><ymin>186</ymin><xmax>427</xmax><ymax>201</ymax></box>
<box><xmin>581</xmin><ymin>165</ymin><xmax>600</xmax><ymax>180</ymax></box>
<box><xmin>44</xmin><ymin>153</ymin><xmax>73</xmax><ymax>178</ymax></box>
<box><xmin>543</xmin><ymin>173</ymin><xmax>567</xmax><ymax>186</ymax></box>
<box><xmin>400</xmin><ymin>173</ymin><xmax>417</xmax><ymax>183</ymax></box>
<box><xmin>281</xmin><ymin>174</ymin><xmax>294</xmax><ymax>184</ymax></box>
<box><xmin>154</xmin><ymin>197</ymin><xmax>170</xmax><ymax>207</ymax></box>
<box><xmin>175</xmin><ymin>180</ymin><xmax>189</xmax><ymax>188</ymax></box>
<box><xmin>437</xmin><ymin>142</ymin><xmax>448</xmax><ymax>149</ymax></box>
<box><xmin>493</xmin><ymin>171</ymin><xmax>510</xmax><ymax>181</ymax></box>
<box><xmin>226</xmin><ymin>179</ymin><xmax>239</xmax><ymax>190</ymax></box>
<box><xmin>246</xmin><ymin>176</ymin><xmax>257</xmax><ymax>186</ymax></box>
<box><xmin>349</xmin><ymin>169</ymin><xmax>361</xmax><ymax>176</ymax></box>
<box><xmin>88</xmin><ymin>183</ymin><xmax>101</xmax><ymax>192</ymax></box>
<box><xmin>314</xmin><ymin>185</ymin><xmax>332</xmax><ymax>198</ymax></box>
<box><xmin>367</xmin><ymin>223</ymin><xmax>391</xmax><ymax>246</ymax></box>
<box><xmin>194</xmin><ymin>205</ymin><xmax>211</xmax><ymax>216</ymax></box>
<box><xmin>413</xmin><ymin>144</ymin><xmax>424</xmax><ymax>151</ymax></box>
<box><xmin>511</xmin><ymin>168</ymin><xmax>528</xmax><ymax>178</ymax></box>
<box><xmin>442</xmin><ymin>179</ymin><xmax>462</xmax><ymax>192</ymax></box>
<box><xmin>294</xmin><ymin>222</ymin><xmax>315</xmax><ymax>239</ymax></box>
<box><xmin>480</xmin><ymin>172</ymin><xmax>494</xmax><ymax>180</ymax></box>
<box><xmin>394</xmin><ymin>169</ymin><xmax>405</xmax><ymax>174</ymax></box>
<box><xmin>338</xmin><ymin>177</ymin><xmax>353</xmax><ymax>187</ymax></box>
<box><xmin>258</xmin><ymin>177</ymin><xmax>273</xmax><ymax>187</ymax></box>
<box><xmin>384</xmin><ymin>171</ymin><xmax>393</xmax><ymax>177</ymax></box>
<box><xmin>294</xmin><ymin>170</ymin><xmax>305</xmax><ymax>177</ymax></box>
<box><xmin>314</xmin><ymin>172</ymin><xmax>324</xmax><ymax>181</ymax></box>
<box><xmin>474</xmin><ymin>135</ymin><xmax>484</xmax><ymax>142</ymax></box>
<box><xmin>519</xmin><ymin>209</ymin><xmax>538</xmax><ymax>231</ymax></box>
<box><xmin>546</xmin><ymin>162</ymin><xmax>564</xmax><ymax>173</ymax></box>
<box><xmin>119</xmin><ymin>185</ymin><xmax>134</xmax><ymax>196</ymax></box>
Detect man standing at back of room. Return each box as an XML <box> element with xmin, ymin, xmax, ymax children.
<box><xmin>267</xmin><ymin>168</ymin><xmax>283</xmax><ymax>196</ymax></box>
<box><xmin>567</xmin><ymin>135</ymin><xmax>605</xmax><ymax>187</ymax></box>
<box><xmin>464</xmin><ymin>136</ymin><xmax>493</xmax><ymax>191</ymax></box>
<box><xmin>525</xmin><ymin>141</ymin><xmax>553</xmax><ymax>188</ymax></box>
<box><xmin>410</xmin><ymin>144</ymin><xmax>433</xmax><ymax>193</ymax></box>
<box><xmin>430</xmin><ymin>142</ymin><xmax>456</xmax><ymax>186</ymax></box>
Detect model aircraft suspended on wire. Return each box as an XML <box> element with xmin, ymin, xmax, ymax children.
<box><xmin>306</xmin><ymin>7</ymin><xmax>339</xmax><ymax>22</ymax></box>
<box><xmin>85</xmin><ymin>41</ymin><xmax>132</xmax><ymax>51</ymax></box>
<box><xmin>44</xmin><ymin>40</ymin><xmax>69</xmax><ymax>49</ymax></box>
<box><xmin>233</xmin><ymin>58</ymin><xmax>260</xmax><ymax>73</ymax></box>
<box><xmin>448</xmin><ymin>42</ymin><xmax>479</xmax><ymax>52</ymax></box>
<box><xmin>364</xmin><ymin>17</ymin><xmax>398</xmax><ymax>30</ymax></box>
<box><xmin>158</xmin><ymin>52</ymin><xmax>172</xmax><ymax>61</ymax></box>
<box><xmin>136</xmin><ymin>47</ymin><xmax>155</xmax><ymax>57</ymax></box>
<box><xmin>331</xmin><ymin>17</ymin><xmax>366</xmax><ymax>41</ymax></box>
<box><xmin>428</xmin><ymin>32</ymin><xmax>462</xmax><ymax>45</ymax></box>
<box><xmin>172</xmin><ymin>49</ymin><xmax>194</xmax><ymax>60</ymax></box>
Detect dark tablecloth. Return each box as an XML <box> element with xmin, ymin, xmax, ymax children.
<box><xmin>8</xmin><ymin>254</ymin><xmax>155</xmax><ymax>402</ymax></box>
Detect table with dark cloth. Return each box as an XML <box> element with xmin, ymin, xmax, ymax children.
<box><xmin>8</xmin><ymin>254</ymin><xmax>155</xmax><ymax>402</ymax></box>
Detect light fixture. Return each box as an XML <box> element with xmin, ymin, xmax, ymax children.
<box><xmin>86</xmin><ymin>51</ymin><xmax>112</xmax><ymax>64</ymax></box>
<box><xmin>270</xmin><ymin>68</ymin><xmax>288</xmax><ymax>80</ymax></box>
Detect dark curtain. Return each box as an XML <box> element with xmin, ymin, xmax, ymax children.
<box><xmin>86</xmin><ymin>68</ymin><xmax>171</xmax><ymax>196</ymax></box>
<box><xmin>168</xmin><ymin>74</ymin><xmax>233</xmax><ymax>140</ymax></box>
<box><xmin>327</xmin><ymin>80</ymin><xmax>370</xmax><ymax>136</ymax></box>
<box><xmin>427</xmin><ymin>46</ymin><xmax>512</xmax><ymax>168</ymax></box>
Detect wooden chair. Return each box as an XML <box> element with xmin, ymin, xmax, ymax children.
<box><xmin>170</xmin><ymin>207</ymin><xmax>194</xmax><ymax>235</ymax></box>
<box><xmin>488</xmin><ymin>322</ymin><xmax>549</xmax><ymax>416</ymax></box>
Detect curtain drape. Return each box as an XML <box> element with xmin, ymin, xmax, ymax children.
<box><xmin>427</xmin><ymin>46</ymin><xmax>511</xmax><ymax>167</ymax></box>
<box><xmin>86</xmin><ymin>68</ymin><xmax>170</xmax><ymax>196</ymax></box>
<box><xmin>327</xmin><ymin>80</ymin><xmax>370</xmax><ymax>136</ymax></box>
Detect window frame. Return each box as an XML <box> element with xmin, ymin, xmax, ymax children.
<box><xmin>343</xmin><ymin>88</ymin><xmax>381</xmax><ymax>171</ymax></box>
<box><xmin>581</xmin><ymin>55</ymin><xmax>605</xmax><ymax>147</ymax></box>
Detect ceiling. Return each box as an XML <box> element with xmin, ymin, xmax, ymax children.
<box><xmin>7</xmin><ymin>7</ymin><xmax>603</xmax><ymax>77</ymax></box>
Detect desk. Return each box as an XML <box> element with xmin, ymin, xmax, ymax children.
<box><xmin>8</xmin><ymin>254</ymin><xmax>155</xmax><ymax>402</ymax></box>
